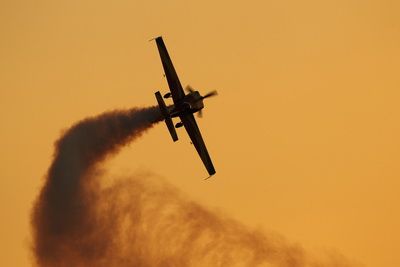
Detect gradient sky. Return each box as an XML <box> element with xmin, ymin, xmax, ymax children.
<box><xmin>1</xmin><ymin>1</ymin><xmax>400</xmax><ymax>266</ymax></box>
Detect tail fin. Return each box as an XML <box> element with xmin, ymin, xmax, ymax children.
<box><xmin>155</xmin><ymin>91</ymin><xmax>178</xmax><ymax>142</ymax></box>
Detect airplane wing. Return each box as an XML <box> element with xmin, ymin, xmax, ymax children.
<box><xmin>155</xmin><ymin>37</ymin><xmax>185</xmax><ymax>104</ymax></box>
<box><xmin>180</xmin><ymin>113</ymin><xmax>216</xmax><ymax>176</ymax></box>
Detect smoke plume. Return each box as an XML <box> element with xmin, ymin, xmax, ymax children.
<box><xmin>31</xmin><ymin>107</ymin><xmax>357</xmax><ymax>267</ymax></box>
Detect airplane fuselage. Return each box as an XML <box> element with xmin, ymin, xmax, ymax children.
<box><xmin>168</xmin><ymin>91</ymin><xmax>204</xmax><ymax>118</ymax></box>
<box><xmin>154</xmin><ymin>36</ymin><xmax>216</xmax><ymax>176</ymax></box>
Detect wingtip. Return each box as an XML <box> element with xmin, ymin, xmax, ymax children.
<box><xmin>204</xmin><ymin>174</ymin><xmax>215</xmax><ymax>180</ymax></box>
<box><xmin>149</xmin><ymin>36</ymin><xmax>162</xmax><ymax>42</ymax></box>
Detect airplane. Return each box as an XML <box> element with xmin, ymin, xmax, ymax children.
<box><xmin>152</xmin><ymin>36</ymin><xmax>217</xmax><ymax>176</ymax></box>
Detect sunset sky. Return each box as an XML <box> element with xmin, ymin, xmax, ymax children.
<box><xmin>1</xmin><ymin>1</ymin><xmax>400</xmax><ymax>266</ymax></box>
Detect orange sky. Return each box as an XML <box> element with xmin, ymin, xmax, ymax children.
<box><xmin>1</xmin><ymin>1</ymin><xmax>400</xmax><ymax>266</ymax></box>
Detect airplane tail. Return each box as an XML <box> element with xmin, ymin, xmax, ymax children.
<box><xmin>155</xmin><ymin>91</ymin><xmax>178</xmax><ymax>142</ymax></box>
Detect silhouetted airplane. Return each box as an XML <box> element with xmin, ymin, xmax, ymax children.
<box><xmin>153</xmin><ymin>36</ymin><xmax>217</xmax><ymax>176</ymax></box>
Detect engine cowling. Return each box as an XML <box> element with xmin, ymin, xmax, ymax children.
<box><xmin>175</xmin><ymin>122</ymin><xmax>183</xmax><ymax>128</ymax></box>
<box><xmin>182</xmin><ymin>102</ymin><xmax>192</xmax><ymax>110</ymax></box>
<box><xmin>164</xmin><ymin>92</ymin><xmax>171</xmax><ymax>98</ymax></box>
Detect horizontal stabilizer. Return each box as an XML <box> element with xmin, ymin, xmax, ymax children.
<box><xmin>155</xmin><ymin>91</ymin><xmax>178</xmax><ymax>142</ymax></box>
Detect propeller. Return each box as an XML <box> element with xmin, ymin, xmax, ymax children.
<box><xmin>202</xmin><ymin>90</ymin><xmax>218</xmax><ymax>99</ymax></box>
<box><xmin>186</xmin><ymin>85</ymin><xmax>218</xmax><ymax>99</ymax></box>
<box><xmin>198</xmin><ymin>90</ymin><xmax>218</xmax><ymax>118</ymax></box>
<box><xmin>185</xmin><ymin>85</ymin><xmax>218</xmax><ymax>118</ymax></box>
<box><xmin>185</xmin><ymin>85</ymin><xmax>195</xmax><ymax>93</ymax></box>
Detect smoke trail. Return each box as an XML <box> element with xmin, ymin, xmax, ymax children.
<box><xmin>31</xmin><ymin>107</ymin><xmax>357</xmax><ymax>267</ymax></box>
<box><xmin>31</xmin><ymin>107</ymin><xmax>162</xmax><ymax>267</ymax></box>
